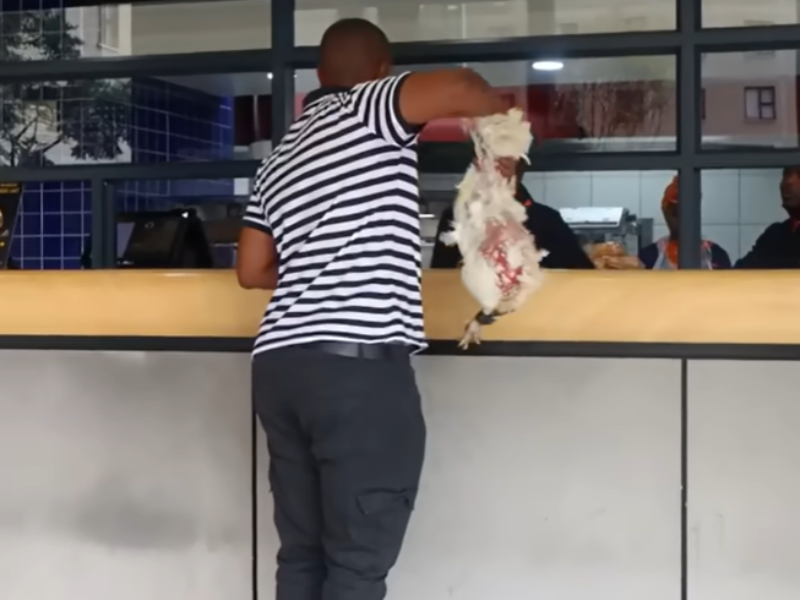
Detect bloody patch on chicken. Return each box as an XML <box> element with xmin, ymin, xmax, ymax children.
<box><xmin>478</xmin><ymin>217</ymin><xmax>529</xmax><ymax>299</ymax></box>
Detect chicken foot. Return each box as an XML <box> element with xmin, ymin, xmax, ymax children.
<box><xmin>458</xmin><ymin>309</ymin><xmax>499</xmax><ymax>350</ymax></box>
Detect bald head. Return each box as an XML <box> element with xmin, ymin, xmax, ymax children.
<box><xmin>318</xmin><ymin>18</ymin><xmax>392</xmax><ymax>88</ymax></box>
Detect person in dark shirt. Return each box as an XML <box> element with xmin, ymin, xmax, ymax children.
<box><xmin>736</xmin><ymin>167</ymin><xmax>800</xmax><ymax>269</ymax></box>
<box><xmin>638</xmin><ymin>175</ymin><xmax>731</xmax><ymax>270</ymax></box>
<box><xmin>430</xmin><ymin>160</ymin><xmax>594</xmax><ymax>270</ymax></box>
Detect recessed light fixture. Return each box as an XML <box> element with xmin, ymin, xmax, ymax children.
<box><xmin>267</xmin><ymin>72</ymin><xmax>273</xmax><ymax>80</ymax></box>
<box><xmin>532</xmin><ymin>60</ymin><xmax>564</xmax><ymax>71</ymax></box>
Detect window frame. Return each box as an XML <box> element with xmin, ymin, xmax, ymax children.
<box><xmin>97</xmin><ymin>5</ymin><xmax>121</xmax><ymax>52</ymax></box>
<box><xmin>743</xmin><ymin>85</ymin><xmax>777</xmax><ymax>122</ymax></box>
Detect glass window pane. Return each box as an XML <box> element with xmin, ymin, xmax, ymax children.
<box><xmin>295</xmin><ymin>0</ymin><xmax>676</xmax><ymax>44</ymax></box>
<box><xmin>420</xmin><ymin>169</ymin><xmax>678</xmax><ymax>269</ymax></box>
<box><xmin>8</xmin><ymin>177</ymin><xmax>249</xmax><ymax>270</ymax></box>
<box><xmin>114</xmin><ymin>177</ymin><xmax>248</xmax><ymax>270</ymax></box>
<box><xmin>0</xmin><ymin>0</ymin><xmax>271</xmax><ymax>61</ymax></box>
<box><xmin>702</xmin><ymin>50</ymin><xmax>798</xmax><ymax>149</ymax></box>
<box><xmin>703</xmin><ymin>1</ymin><xmax>800</xmax><ymax>28</ymax></box>
<box><xmin>0</xmin><ymin>72</ymin><xmax>272</xmax><ymax>167</ymax></box>
<box><xmin>295</xmin><ymin>56</ymin><xmax>677</xmax><ymax>152</ymax></box>
<box><xmin>701</xmin><ymin>167</ymin><xmax>800</xmax><ymax>269</ymax></box>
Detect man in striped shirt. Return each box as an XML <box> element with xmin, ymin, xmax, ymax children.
<box><xmin>237</xmin><ymin>18</ymin><xmax>509</xmax><ymax>600</ymax></box>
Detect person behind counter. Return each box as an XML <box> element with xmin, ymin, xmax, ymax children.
<box><xmin>736</xmin><ymin>166</ymin><xmax>800</xmax><ymax>269</ymax></box>
<box><xmin>638</xmin><ymin>175</ymin><xmax>731</xmax><ymax>270</ymax></box>
<box><xmin>430</xmin><ymin>159</ymin><xmax>595</xmax><ymax>269</ymax></box>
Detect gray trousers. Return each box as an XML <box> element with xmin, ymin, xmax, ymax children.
<box><xmin>253</xmin><ymin>346</ymin><xmax>426</xmax><ymax>600</ymax></box>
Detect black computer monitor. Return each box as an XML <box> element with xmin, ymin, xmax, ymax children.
<box><xmin>82</xmin><ymin>209</ymin><xmax>214</xmax><ymax>269</ymax></box>
<box><xmin>0</xmin><ymin>182</ymin><xmax>22</xmax><ymax>270</ymax></box>
<box><xmin>117</xmin><ymin>209</ymin><xmax>213</xmax><ymax>269</ymax></box>
<box><xmin>116</xmin><ymin>221</ymin><xmax>135</xmax><ymax>261</ymax></box>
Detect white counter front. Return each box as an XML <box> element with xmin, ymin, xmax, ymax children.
<box><xmin>1</xmin><ymin>350</ymin><xmax>797</xmax><ymax>599</ymax></box>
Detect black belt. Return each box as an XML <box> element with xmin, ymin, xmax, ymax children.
<box><xmin>304</xmin><ymin>341</ymin><xmax>410</xmax><ymax>361</ymax></box>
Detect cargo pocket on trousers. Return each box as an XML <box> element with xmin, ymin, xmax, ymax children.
<box><xmin>353</xmin><ymin>488</ymin><xmax>418</xmax><ymax>563</ymax></box>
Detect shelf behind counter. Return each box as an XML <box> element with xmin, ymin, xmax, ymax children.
<box><xmin>1</xmin><ymin>268</ymin><xmax>800</xmax><ymax>358</ymax></box>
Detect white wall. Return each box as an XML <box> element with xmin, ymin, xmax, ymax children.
<box><xmin>422</xmin><ymin>169</ymin><xmax>789</xmax><ymax>261</ymax></box>
<box><xmin>689</xmin><ymin>361</ymin><xmax>800</xmax><ymax>600</ymax></box>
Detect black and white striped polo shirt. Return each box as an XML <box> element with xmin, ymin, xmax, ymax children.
<box><xmin>243</xmin><ymin>73</ymin><xmax>426</xmax><ymax>356</ymax></box>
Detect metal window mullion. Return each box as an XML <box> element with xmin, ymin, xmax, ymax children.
<box><xmin>418</xmin><ymin>145</ymin><xmax>683</xmax><ymax>174</ymax></box>
<box><xmin>696</xmin><ymin>24</ymin><xmax>800</xmax><ymax>52</ymax></box>
<box><xmin>677</xmin><ymin>0</ymin><xmax>702</xmax><ymax>269</ymax></box>
<box><xmin>90</xmin><ymin>178</ymin><xmax>115</xmax><ymax>269</ymax></box>
<box><xmin>696</xmin><ymin>149</ymin><xmax>800</xmax><ymax>169</ymax></box>
<box><xmin>271</xmin><ymin>0</ymin><xmax>295</xmax><ymax>145</ymax></box>
<box><xmin>0</xmin><ymin>160</ymin><xmax>260</xmax><ymax>184</ymax></box>
<box><xmin>0</xmin><ymin>50</ymin><xmax>275</xmax><ymax>85</ymax></box>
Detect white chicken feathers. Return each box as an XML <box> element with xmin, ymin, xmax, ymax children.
<box><xmin>440</xmin><ymin>108</ymin><xmax>549</xmax><ymax>349</ymax></box>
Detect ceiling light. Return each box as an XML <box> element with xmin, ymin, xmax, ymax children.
<box><xmin>267</xmin><ymin>72</ymin><xmax>273</xmax><ymax>80</ymax></box>
<box><xmin>532</xmin><ymin>60</ymin><xmax>564</xmax><ymax>71</ymax></box>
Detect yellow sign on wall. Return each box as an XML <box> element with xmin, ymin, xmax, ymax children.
<box><xmin>0</xmin><ymin>182</ymin><xmax>22</xmax><ymax>269</ymax></box>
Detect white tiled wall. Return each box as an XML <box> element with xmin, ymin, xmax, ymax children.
<box><xmin>421</xmin><ymin>169</ymin><xmax>788</xmax><ymax>261</ymax></box>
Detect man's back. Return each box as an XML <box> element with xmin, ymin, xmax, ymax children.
<box><xmin>243</xmin><ymin>74</ymin><xmax>426</xmax><ymax>355</ymax></box>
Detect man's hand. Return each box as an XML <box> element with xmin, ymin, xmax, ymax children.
<box><xmin>236</xmin><ymin>226</ymin><xmax>279</xmax><ymax>290</ymax></box>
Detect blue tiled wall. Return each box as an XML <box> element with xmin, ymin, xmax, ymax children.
<box><xmin>116</xmin><ymin>79</ymin><xmax>235</xmax><ymax>215</ymax></box>
<box><xmin>11</xmin><ymin>182</ymin><xmax>91</xmax><ymax>270</ymax></box>
<box><xmin>130</xmin><ymin>79</ymin><xmax>235</xmax><ymax>164</ymax></box>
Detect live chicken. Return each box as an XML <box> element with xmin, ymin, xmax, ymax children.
<box><xmin>440</xmin><ymin>108</ymin><xmax>549</xmax><ymax>349</ymax></box>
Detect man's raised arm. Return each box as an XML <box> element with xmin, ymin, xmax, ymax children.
<box><xmin>398</xmin><ymin>68</ymin><xmax>510</xmax><ymax>125</ymax></box>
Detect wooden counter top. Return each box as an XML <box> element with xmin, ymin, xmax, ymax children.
<box><xmin>1</xmin><ymin>269</ymin><xmax>800</xmax><ymax>345</ymax></box>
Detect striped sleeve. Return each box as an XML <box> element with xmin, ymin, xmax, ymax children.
<box><xmin>347</xmin><ymin>72</ymin><xmax>420</xmax><ymax>148</ymax></box>
<box><xmin>242</xmin><ymin>162</ymin><xmax>272</xmax><ymax>235</ymax></box>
